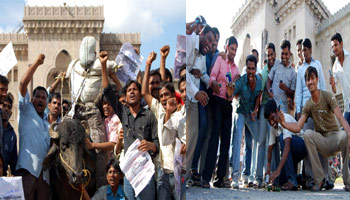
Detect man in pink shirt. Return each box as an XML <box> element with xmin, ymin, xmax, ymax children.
<box><xmin>201</xmin><ymin>36</ymin><xmax>240</xmax><ymax>188</ymax></box>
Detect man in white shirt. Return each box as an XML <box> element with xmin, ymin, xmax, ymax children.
<box><xmin>186</xmin><ymin>25</ymin><xmax>216</xmax><ymax>181</ymax></box>
<box><xmin>330</xmin><ymin>32</ymin><xmax>350</xmax><ymax>125</ymax></box>
<box><xmin>264</xmin><ymin>99</ymin><xmax>307</xmax><ymax>190</ymax></box>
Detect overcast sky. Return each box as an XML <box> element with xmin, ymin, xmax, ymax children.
<box><xmin>187</xmin><ymin>0</ymin><xmax>350</xmax><ymax>52</ymax></box>
<box><xmin>0</xmin><ymin>0</ymin><xmax>185</xmax><ymax>71</ymax></box>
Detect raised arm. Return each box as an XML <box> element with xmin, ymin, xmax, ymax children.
<box><xmin>160</xmin><ymin>45</ymin><xmax>170</xmax><ymax>82</ymax></box>
<box><xmin>49</xmin><ymin>71</ymin><xmax>66</xmax><ymax>94</ymax></box>
<box><xmin>141</xmin><ymin>51</ymin><xmax>157</xmax><ymax>107</ymax></box>
<box><xmin>100</xmin><ymin>51</ymin><xmax>109</xmax><ymax>89</ymax></box>
<box><xmin>20</xmin><ymin>54</ymin><xmax>45</xmax><ymax>97</ymax></box>
<box><xmin>108</xmin><ymin>71</ymin><xmax>122</xmax><ymax>91</ymax></box>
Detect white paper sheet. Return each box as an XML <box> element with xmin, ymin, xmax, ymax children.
<box><xmin>0</xmin><ymin>42</ymin><xmax>17</xmax><ymax>76</ymax></box>
<box><xmin>120</xmin><ymin>139</ymin><xmax>155</xmax><ymax>197</ymax></box>
<box><xmin>0</xmin><ymin>177</ymin><xmax>25</xmax><ymax>200</ymax></box>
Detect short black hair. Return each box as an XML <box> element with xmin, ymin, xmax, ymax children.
<box><xmin>302</xmin><ymin>38</ymin><xmax>312</xmax><ymax>49</ymax></box>
<box><xmin>296</xmin><ymin>39</ymin><xmax>303</xmax><ymax>45</ymax></box>
<box><xmin>304</xmin><ymin>66</ymin><xmax>318</xmax><ymax>82</ymax></box>
<box><xmin>331</xmin><ymin>32</ymin><xmax>342</xmax><ymax>43</ymax></box>
<box><xmin>280</xmin><ymin>39</ymin><xmax>291</xmax><ymax>50</ymax></box>
<box><xmin>228</xmin><ymin>36</ymin><xmax>238</xmax><ymax>47</ymax></box>
<box><xmin>264</xmin><ymin>99</ymin><xmax>277</xmax><ymax>119</ymax></box>
<box><xmin>62</xmin><ymin>99</ymin><xmax>70</xmax><ymax>105</ymax></box>
<box><xmin>212</xmin><ymin>27</ymin><xmax>220</xmax><ymax>40</ymax></box>
<box><xmin>4</xmin><ymin>95</ymin><xmax>13</xmax><ymax>107</ymax></box>
<box><xmin>179</xmin><ymin>64</ymin><xmax>186</xmax><ymax>78</ymax></box>
<box><xmin>49</xmin><ymin>93</ymin><xmax>61</xmax><ymax>103</ymax></box>
<box><xmin>263</xmin><ymin>59</ymin><xmax>268</xmax><ymax>64</ymax></box>
<box><xmin>150</xmin><ymin>70</ymin><xmax>162</xmax><ymax>81</ymax></box>
<box><xmin>105</xmin><ymin>158</ymin><xmax>122</xmax><ymax>174</ymax></box>
<box><xmin>251</xmin><ymin>49</ymin><xmax>259</xmax><ymax>57</ymax></box>
<box><xmin>165</xmin><ymin>68</ymin><xmax>173</xmax><ymax>83</ymax></box>
<box><xmin>178</xmin><ymin>75</ymin><xmax>186</xmax><ymax>89</ymax></box>
<box><xmin>118</xmin><ymin>86</ymin><xmax>126</xmax><ymax>97</ymax></box>
<box><xmin>202</xmin><ymin>25</ymin><xmax>215</xmax><ymax>38</ymax></box>
<box><xmin>0</xmin><ymin>75</ymin><xmax>9</xmax><ymax>85</ymax></box>
<box><xmin>33</xmin><ymin>86</ymin><xmax>48</xmax><ymax>98</ymax></box>
<box><xmin>125</xmin><ymin>80</ymin><xmax>141</xmax><ymax>92</ymax></box>
<box><xmin>159</xmin><ymin>81</ymin><xmax>175</xmax><ymax>94</ymax></box>
<box><xmin>246</xmin><ymin>54</ymin><xmax>257</xmax><ymax>68</ymax></box>
<box><xmin>265</xmin><ymin>43</ymin><xmax>275</xmax><ymax>53</ymax></box>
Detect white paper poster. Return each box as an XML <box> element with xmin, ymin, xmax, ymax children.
<box><xmin>0</xmin><ymin>177</ymin><xmax>25</xmax><ymax>200</ymax></box>
<box><xmin>0</xmin><ymin>42</ymin><xmax>17</xmax><ymax>76</ymax></box>
<box><xmin>120</xmin><ymin>139</ymin><xmax>155</xmax><ymax>197</ymax></box>
<box><xmin>173</xmin><ymin>35</ymin><xmax>186</xmax><ymax>79</ymax></box>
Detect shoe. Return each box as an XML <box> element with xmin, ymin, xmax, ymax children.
<box><xmin>253</xmin><ymin>180</ymin><xmax>263</xmax><ymax>189</ymax></box>
<box><xmin>344</xmin><ymin>185</ymin><xmax>350</xmax><ymax>191</ymax></box>
<box><xmin>281</xmin><ymin>181</ymin><xmax>298</xmax><ymax>191</ymax></box>
<box><xmin>310</xmin><ymin>180</ymin><xmax>324</xmax><ymax>192</ymax></box>
<box><xmin>232</xmin><ymin>181</ymin><xmax>239</xmax><ymax>189</ymax></box>
<box><xmin>213</xmin><ymin>178</ymin><xmax>224</xmax><ymax>188</ymax></box>
<box><xmin>201</xmin><ymin>180</ymin><xmax>210</xmax><ymax>188</ymax></box>
<box><xmin>325</xmin><ymin>180</ymin><xmax>334</xmax><ymax>190</ymax></box>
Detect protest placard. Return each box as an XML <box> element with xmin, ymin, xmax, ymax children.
<box><xmin>173</xmin><ymin>35</ymin><xmax>186</xmax><ymax>79</ymax></box>
<box><xmin>0</xmin><ymin>42</ymin><xmax>17</xmax><ymax>76</ymax></box>
<box><xmin>115</xmin><ymin>42</ymin><xmax>143</xmax><ymax>84</ymax></box>
<box><xmin>0</xmin><ymin>177</ymin><xmax>25</xmax><ymax>200</ymax></box>
<box><xmin>120</xmin><ymin>139</ymin><xmax>155</xmax><ymax>197</ymax></box>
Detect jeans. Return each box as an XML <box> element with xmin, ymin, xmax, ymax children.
<box><xmin>158</xmin><ymin>173</ymin><xmax>176</xmax><ymax>200</ymax></box>
<box><xmin>124</xmin><ymin>175</ymin><xmax>156</xmax><ymax>200</ymax></box>
<box><xmin>202</xmin><ymin>96</ymin><xmax>233</xmax><ymax>182</ymax></box>
<box><xmin>241</xmin><ymin>126</ymin><xmax>257</xmax><ymax>182</ymax></box>
<box><xmin>278</xmin><ymin>134</ymin><xmax>307</xmax><ymax>186</ymax></box>
<box><xmin>231</xmin><ymin>113</ymin><xmax>262</xmax><ymax>182</ymax></box>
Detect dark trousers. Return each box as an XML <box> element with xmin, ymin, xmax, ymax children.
<box><xmin>202</xmin><ymin>96</ymin><xmax>232</xmax><ymax>182</ymax></box>
<box><xmin>16</xmin><ymin>168</ymin><xmax>49</xmax><ymax>200</ymax></box>
<box><xmin>277</xmin><ymin>134</ymin><xmax>307</xmax><ymax>186</ymax></box>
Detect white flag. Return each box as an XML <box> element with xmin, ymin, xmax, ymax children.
<box><xmin>0</xmin><ymin>42</ymin><xmax>17</xmax><ymax>76</ymax></box>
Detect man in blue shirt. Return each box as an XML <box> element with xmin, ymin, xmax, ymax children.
<box><xmin>0</xmin><ymin>96</ymin><xmax>17</xmax><ymax>176</ymax></box>
<box><xmin>16</xmin><ymin>54</ymin><xmax>50</xmax><ymax>199</ymax></box>
<box><xmin>231</xmin><ymin>55</ymin><xmax>262</xmax><ymax>189</ymax></box>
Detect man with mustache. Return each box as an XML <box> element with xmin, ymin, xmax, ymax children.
<box><xmin>186</xmin><ymin>24</ymin><xmax>216</xmax><ymax>183</ymax></box>
<box><xmin>45</xmin><ymin>93</ymin><xmax>62</xmax><ymax>125</ymax></box>
<box><xmin>101</xmin><ymin>51</ymin><xmax>159</xmax><ymax>200</ymax></box>
<box><xmin>266</xmin><ymin>39</ymin><xmax>296</xmax><ymax>113</ymax></box>
<box><xmin>231</xmin><ymin>55</ymin><xmax>262</xmax><ymax>189</ymax></box>
<box><xmin>0</xmin><ymin>96</ymin><xmax>17</xmax><ymax>177</ymax></box>
<box><xmin>16</xmin><ymin>54</ymin><xmax>50</xmax><ymax>199</ymax></box>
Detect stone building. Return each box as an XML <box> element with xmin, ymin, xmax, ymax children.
<box><xmin>0</xmin><ymin>5</ymin><xmax>141</xmax><ymax>132</ymax></box>
<box><xmin>231</xmin><ymin>0</ymin><xmax>350</xmax><ymax>100</ymax></box>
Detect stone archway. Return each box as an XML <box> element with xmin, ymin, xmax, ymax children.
<box><xmin>238</xmin><ymin>33</ymin><xmax>253</xmax><ymax>73</ymax></box>
<box><xmin>46</xmin><ymin>50</ymin><xmax>71</xmax><ymax>100</ymax></box>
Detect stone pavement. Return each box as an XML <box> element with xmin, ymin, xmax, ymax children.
<box><xmin>187</xmin><ymin>182</ymin><xmax>350</xmax><ymax>200</ymax></box>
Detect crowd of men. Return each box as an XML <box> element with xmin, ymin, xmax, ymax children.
<box><xmin>186</xmin><ymin>15</ymin><xmax>350</xmax><ymax>192</ymax></box>
<box><xmin>0</xmin><ymin>36</ymin><xmax>187</xmax><ymax>200</ymax></box>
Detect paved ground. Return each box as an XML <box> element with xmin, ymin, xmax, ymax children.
<box><xmin>187</xmin><ymin>182</ymin><xmax>350</xmax><ymax>199</ymax></box>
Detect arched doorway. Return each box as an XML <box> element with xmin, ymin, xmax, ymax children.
<box><xmin>46</xmin><ymin>50</ymin><xmax>71</xmax><ymax>100</ymax></box>
<box><xmin>238</xmin><ymin>34</ymin><xmax>253</xmax><ymax>73</ymax></box>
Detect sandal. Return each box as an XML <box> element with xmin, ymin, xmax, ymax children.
<box><xmin>281</xmin><ymin>181</ymin><xmax>298</xmax><ymax>191</ymax></box>
<box><xmin>344</xmin><ymin>185</ymin><xmax>350</xmax><ymax>191</ymax></box>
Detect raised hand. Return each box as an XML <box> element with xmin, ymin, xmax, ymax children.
<box><xmin>160</xmin><ymin>45</ymin><xmax>170</xmax><ymax>58</ymax></box>
<box><xmin>99</xmin><ymin>51</ymin><xmax>108</xmax><ymax>65</ymax></box>
<box><xmin>36</xmin><ymin>54</ymin><xmax>45</xmax><ymax>65</ymax></box>
<box><xmin>146</xmin><ymin>51</ymin><xmax>157</xmax><ymax>65</ymax></box>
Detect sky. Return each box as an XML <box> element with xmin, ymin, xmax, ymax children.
<box><xmin>187</xmin><ymin>0</ymin><xmax>350</xmax><ymax>53</ymax></box>
<box><xmin>0</xmin><ymin>0</ymin><xmax>185</xmax><ymax>71</ymax></box>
